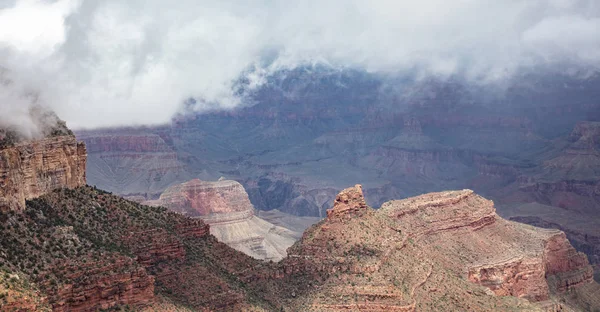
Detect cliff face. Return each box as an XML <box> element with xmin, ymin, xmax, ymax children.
<box><xmin>147</xmin><ymin>179</ymin><xmax>253</xmax><ymax>218</ymax></box>
<box><xmin>0</xmin><ymin>135</ymin><xmax>86</xmax><ymax>211</ymax></box>
<box><xmin>146</xmin><ymin>179</ymin><xmax>297</xmax><ymax>261</ymax></box>
<box><xmin>260</xmin><ymin>186</ymin><xmax>599</xmax><ymax>311</ymax></box>
<box><xmin>50</xmin><ymin>256</ymin><xmax>155</xmax><ymax>312</ymax></box>
<box><xmin>495</xmin><ymin>121</ymin><xmax>600</xmax><ymax>273</ymax></box>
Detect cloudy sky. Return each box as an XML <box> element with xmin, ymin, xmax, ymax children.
<box><xmin>0</xmin><ymin>0</ymin><xmax>599</xmax><ymax>132</ymax></box>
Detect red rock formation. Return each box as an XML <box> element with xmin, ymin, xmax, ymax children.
<box><xmin>175</xmin><ymin>218</ymin><xmax>211</xmax><ymax>238</ymax></box>
<box><xmin>468</xmin><ymin>257</ymin><xmax>549</xmax><ymax>301</ymax></box>
<box><xmin>382</xmin><ymin>189</ymin><xmax>497</xmax><ymax>235</ymax></box>
<box><xmin>544</xmin><ymin>232</ymin><xmax>594</xmax><ymax>291</ymax></box>
<box><xmin>274</xmin><ymin>187</ymin><xmax>599</xmax><ymax>311</ymax></box>
<box><xmin>147</xmin><ymin>179</ymin><xmax>297</xmax><ymax>261</ymax></box>
<box><xmin>326</xmin><ymin>184</ymin><xmax>368</xmax><ymax>219</ymax></box>
<box><xmin>0</xmin><ymin>135</ymin><xmax>86</xmax><ymax>211</ymax></box>
<box><xmin>467</xmin><ymin>231</ymin><xmax>593</xmax><ymax>302</ymax></box>
<box><xmin>124</xmin><ymin>229</ymin><xmax>187</xmax><ymax>268</ymax></box>
<box><xmin>145</xmin><ymin>179</ymin><xmax>253</xmax><ymax>218</ymax></box>
<box><xmin>50</xmin><ymin>255</ymin><xmax>154</xmax><ymax>312</ymax></box>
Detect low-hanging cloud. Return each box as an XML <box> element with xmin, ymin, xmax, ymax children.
<box><xmin>0</xmin><ymin>0</ymin><xmax>599</xmax><ymax>130</ymax></box>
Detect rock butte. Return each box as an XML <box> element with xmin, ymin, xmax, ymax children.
<box><xmin>145</xmin><ymin>178</ymin><xmax>297</xmax><ymax>261</ymax></box>
<box><xmin>262</xmin><ymin>185</ymin><xmax>600</xmax><ymax>311</ymax></box>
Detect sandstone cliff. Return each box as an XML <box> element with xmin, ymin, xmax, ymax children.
<box><xmin>146</xmin><ymin>178</ymin><xmax>298</xmax><ymax>261</ymax></box>
<box><xmin>0</xmin><ymin>135</ymin><xmax>86</xmax><ymax>211</ymax></box>
<box><xmin>252</xmin><ymin>185</ymin><xmax>600</xmax><ymax>311</ymax></box>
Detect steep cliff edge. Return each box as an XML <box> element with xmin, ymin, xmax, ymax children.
<box><xmin>146</xmin><ymin>178</ymin><xmax>297</xmax><ymax>261</ymax></box>
<box><xmin>254</xmin><ymin>186</ymin><xmax>599</xmax><ymax>311</ymax></box>
<box><xmin>0</xmin><ymin>134</ymin><xmax>86</xmax><ymax>211</ymax></box>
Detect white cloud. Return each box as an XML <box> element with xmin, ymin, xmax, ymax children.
<box><xmin>0</xmin><ymin>0</ymin><xmax>599</xmax><ymax>130</ymax></box>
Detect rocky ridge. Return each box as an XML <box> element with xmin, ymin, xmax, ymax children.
<box><xmin>2</xmin><ymin>181</ymin><xmax>600</xmax><ymax>311</ymax></box>
<box><xmin>256</xmin><ymin>185</ymin><xmax>600</xmax><ymax>311</ymax></box>
<box><xmin>0</xmin><ymin>186</ymin><xmax>267</xmax><ymax>311</ymax></box>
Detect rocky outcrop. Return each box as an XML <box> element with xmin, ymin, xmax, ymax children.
<box><xmin>146</xmin><ymin>179</ymin><xmax>253</xmax><ymax>218</ymax></box>
<box><xmin>544</xmin><ymin>232</ymin><xmax>594</xmax><ymax>292</ymax></box>
<box><xmin>381</xmin><ymin>189</ymin><xmax>497</xmax><ymax>235</ymax></box>
<box><xmin>0</xmin><ymin>135</ymin><xmax>86</xmax><ymax>211</ymax></box>
<box><xmin>468</xmin><ymin>256</ymin><xmax>549</xmax><ymax>301</ymax></box>
<box><xmin>49</xmin><ymin>255</ymin><xmax>154</xmax><ymax>312</ymax></box>
<box><xmin>146</xmin><ymin>179</ymin><xmax>297</xmax><ymax>261</ymax></box>
<box><xmin>272</xmin><ymin>187</ymin><xmax>599</xmax><ymax>311</ymax></box>
<box><xmin>466</xmin><ymin>231</ymin><xmax>594</xmax><ymax>303</ymax></box>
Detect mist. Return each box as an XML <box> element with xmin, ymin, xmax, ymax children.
<box><xmin>1</xmin><ymin>0</ymin><xmax>599</xmax><ymax>131</ymax></box>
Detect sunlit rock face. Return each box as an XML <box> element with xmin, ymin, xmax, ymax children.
<box><xmin>146</xmin><ymin>178</ymin><xmax>297</xmax><ymax>261</ymax></box>
<box><xmin>274</xmin><ymin>187</ymin><xmax>597</xmax><ymax>311</ymax></box>
<box><xmin>0</xmin><ymin>135</ymin><xmax>87</xmax><ymax>212</ymax></box>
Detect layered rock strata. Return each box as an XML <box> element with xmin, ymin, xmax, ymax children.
<box><xmin>50</xmin><ymin>256</ymin><xmax>155</xmax><ymax>312</ymax></box>
<box><xmin>146</xmin><ymin>179</ymin><xmax>297</xmax><ymax>261</ymax></box>
<box><xmin>77</xmin><ymin>131</ymin><xmax>190</xmax><ymax>199</ymax></box>
<box><xmin>0</xmin><ymin>135</ymin><xmax>86</xmax><ymax>211</ymax></box>
<box><xmin>265</xmin><ymin>186</ymin><xmax>598</xmax><ymax>311</ymax></box>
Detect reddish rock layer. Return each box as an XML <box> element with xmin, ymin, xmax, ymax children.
<box><xmin>272</xmin><ymin>187</ymin><xmax>598</xmax><ymax>311</ymax></box>
<box><xmin>468</xmin><ymin>257</ymin><xmax>549</xmax><ymax>301</ymax></box>
<box><xmin>381</xmin><ymin>189</ymin><xmax>497</xmax><ymax>236</ymax></box>
<box><xmin>326</xmin><ymin>184</ymin><xmax>368</xmax><ymax>219</ymax></box>
<box><xmin>50</xmin><ymin>256</ymin><xmax>154</xmax><ymax>312</ymax></box>
<box><xmin>544</xmin><ymin>232</ymin><xmax>594</xmax><ymax>291</ymax></box>
<box><xmin>0</xmin><ymin>135</ymin><xmax>86</xmax><ymax>211</ymax></box>
<box><xmin>146</xmin><ymin>179</ymin><xmax>254</xmax><ymax>219</ymax></box>
<box><xmin>146</xmin><ymin>179</ymin><xmax>297</xmax><ymax>261</ymax></box>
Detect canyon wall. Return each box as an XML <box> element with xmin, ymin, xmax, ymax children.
<box><xmin>264</xmin><ymin>186</ymin><xmax>598</xmax><ymax>311</ymax></box>
<box><xmin>0</xmin><ymin>135</ymin><xmax>87</xmax><ymax>211</ymax></box>
<box><xmin>77</xmin><ymin>131</ymin><xmax>191</xmax><ymax>199</ymax></box>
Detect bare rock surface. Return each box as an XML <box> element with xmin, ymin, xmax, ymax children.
<box><xmin>146</xmin><ymin>178</ymin><xmax>298</xmax><ymax>261</ymax></box>
<box><xmin>260</xmin><ymin>187</ymin><xmax>600</xmax><ymax>311</ymax></box>
<box><xmin>0</xmin><ymin>135</ymin><xmax>87</xmax><ymax>211</ymax></box>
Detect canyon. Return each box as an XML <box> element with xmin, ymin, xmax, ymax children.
<box><xmin>1</xmin><ymin>119</ymin><xmax>600</xmax><ymax>310</ymax></box>
<box><xmin>77</xmin><ymin>68</ymin><xmax>600</xmax><ymax>278</ymax></box>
